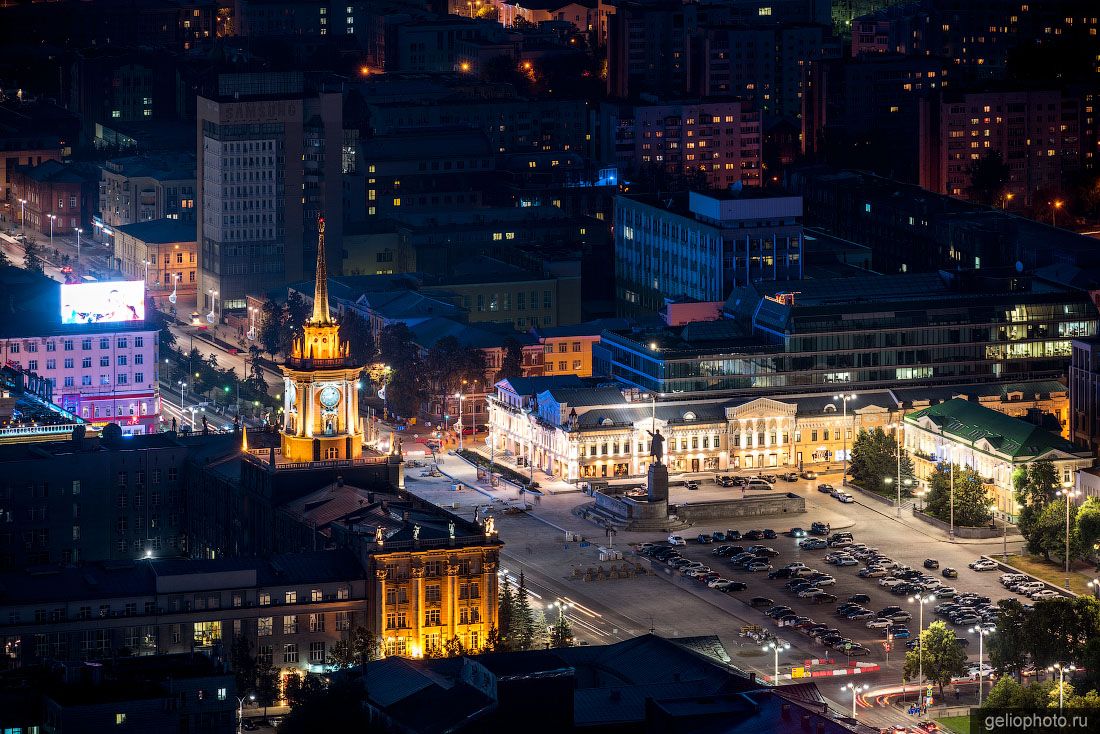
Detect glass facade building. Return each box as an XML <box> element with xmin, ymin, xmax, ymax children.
<box><xmin>596</xmin><ymin>270</ymin><xmax>1096</xmax><ymax>395</ymax></box>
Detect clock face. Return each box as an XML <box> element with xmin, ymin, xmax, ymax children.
<box><xmin>319</xmin><ymin>385</ymin><xmax>341</xmax><ymax>410</ymax></box>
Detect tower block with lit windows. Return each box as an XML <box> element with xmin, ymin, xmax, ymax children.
<box><xmin>279</xmin><ymin>216</ymin><xmax>365</xmax><ymax>463</ymax></box>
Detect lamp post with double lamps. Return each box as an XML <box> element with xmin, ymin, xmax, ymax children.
<box><xmin>1047</xmin><ymin>663</ymin><xmax>1076</xmax><ymax>712</ymax></box>
<box><xmin>843</xmin><ymin>682</ymin><xmax>868</xmax><ymax>718</ymax></box>
<box><xmin>762</xmin><ymin>640</ymin><xmax>789</xmax><ymax>684</ymax></box>
<box><xmin>908</xmin><ymin>594</ymin><xmax>934</xmax><ymax>692</ymax></box>
<box><xmin>236</xmin><ymin>693</ymin><xmax>255</xmax><ymax>734</ymax></box>
<box><xmin>47</xmin><ymin>213</ymin><xmax>56</xmax><ymax>252</ymax></box>
<box><xmin>74</xmin><ymin>227</ymin><xmax>82</xmax><ymax>267</ymax></box>
<box><xmin>1089</xmin><ymin>578</ymin><xmax>1100</xmax><ymax>599</ymax></box>
<box><xmin>1057</xmin><ymin>483</ymin><xmax>1080</xmax><ymax>589</ymax></box>
<box><xmin>969</xmin><ymin>626</ymin><xmax>990</xmax><ymax>706</ymax></box>
<box><xmin>833</xmin><ymin>394</ymin><xmax>856</xmax><ymax>485</ymax></box>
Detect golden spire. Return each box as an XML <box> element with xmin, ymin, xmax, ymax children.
<box><xmin>241</xmin><ymin>424</ymin><xmax>248</xmax><ymax>452</ymax></box>
<box><xmin>310</xmin><ymin>215</ymin><xmax>332</xmax><ymax>325</ymax></box>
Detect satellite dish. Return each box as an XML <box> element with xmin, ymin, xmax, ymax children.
<box><xmin>1015</xmin><ymin>261</ymin><xmax>1024</xmax><ymax>273</ymax></box>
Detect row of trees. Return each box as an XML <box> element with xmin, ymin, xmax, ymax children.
<box><xmin>848</xmin><ymin>428</ymin><xmax>915</xmax><ymax>495</ymax></box>
<box><xmin>988</xmin><ymin>597</ymin><xmax>1100</xmax><ymax>684</ymax></box>
<box><xmin>496</xmin><ymin>572</ymin><xmax>573</xmax><ymax>651</ymax></box>
<box><xmin>1015</xmin><ymin>459</ymin><xmax>1100</xmax><ymax>563</ymax></box>
<box><xmin>982</xmin><ymin>676</ymin><xmax>1100</xmax><ymax>710</ymax></box>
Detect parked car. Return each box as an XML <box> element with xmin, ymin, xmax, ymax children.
<box><xmin>712</xmin><ymin>531</ymin><xmax>727</xmax><ymax>542</ymax></box>
<box><xmin>838</xmin><ymin>494</ymin><xmax>855</xmax><ymax>503</ymax></box>
<box><xmin>923</xmin><ymin>559</ymin><xmax>940</xmax><ymax>569</ymax></box>
<box><xmin>866</xmin><ymin>618</ymin><xmax>892</xmax><ymax>629</ymax></box>
<box><xmin>788</xmin><ymin>527</ymin><xmax>807</xmax><ymax>537</ymax></box>
<box><xmin>668</xmin><ymin>535</ymin><xmax>686</xmax><ymax>546</ymax></box>
<box><xmin>848</xmin><ymin>594</ymin><xmax>871</xmax><ymax>604</ymax></box>
<box><xmin>716</xmin><ymin>475</ymin><xmax>735</xmax><ymax>487</ymax></box>
<box><xmin>817</xmin><ymin>484</ymin><xmax>834</xmax><ymax>493</ymax></box>
<box><xmin>781</xmin><ymin>472</ymin><xmax>799</xmax><ymax>481</ymax></box>
<box><xmin>726</xmin><ymin>530</ymin><xmax>742</xmax><ymax>541</ymax></box>
<box><xmin>942</xmin><ymin>567</ymin><xmax>959</xmax><ymax>579</ymax></box>
<box><xmin>695</xmin><ymin>534</ymin><xmax>714</xmax><ymax>544</ymax></box>
<box><xmin>969</xmin><ymin>559</ymin><xmax>998</xmax><ymax>571</ymax></box>
<box><xmin>747</xmin><ymin>561</ymin><xmax>773</xmax><ymax>572</ymax></box>
<box><xmin>802</xmin><ymin>470</ymin><xmax>819</xmax><ymax>480</ymax></box>
<box><xmin>799</xmin><ymin>538</ymin><xmax>828</xmax><ymax>550</ymax></box>
<box><xmin>762</xmin><ymin>529</ymin><xmax>778</xmax><ymax>539</ymax></box>
<box><xmin>811</xmin><ymin>593</ymin><xmax>838</xmax><ymax>604</ymax></box>
<box><xmin>835</xmin><ymin>557</ymin><xmax>859</xmax><ymax>567</ymax></box>
<box><xmin>685</xmin><ymin>480</ymin><xmax>700</xmax><ymax>491</ymax></box>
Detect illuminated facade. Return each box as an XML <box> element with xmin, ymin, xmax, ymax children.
<box><xmin>489</xmin><ymin>377</ymin><xmax>1070</xmax><ymax>482</ymax></box>
<box><xmin>279</xmin><ymin>217</ymin><xmax>365</xmax><ymax>463</ymax></box>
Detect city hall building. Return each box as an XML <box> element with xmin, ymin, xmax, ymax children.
<box><xmin>488</xmin><ymin>376</ymin><xmax>1069</xmax><ymax>482</ymax></box>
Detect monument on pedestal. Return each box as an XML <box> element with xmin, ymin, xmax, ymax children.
<box><xmin>646</xmin><ymin>428</ymin><xmax>669</xmax><ymax>503</ymax></box>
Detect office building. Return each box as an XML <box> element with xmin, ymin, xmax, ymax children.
<box><xmin>919</xmin><ymin>89</ymin><xmax>1086</xmax><ymax>205</ymax></box>
<box><xmin>0</xmin><ymin>428</ymin><xmax>196</xmax><ymax>568</ymax></box>
<box><xmin>0</xmin><ymin>269</ymin><xmax>160</xmax><ymax>434</ymax></box>
<box><xmin>99</xmin><ymin>153</ymin><xmax>197</xmax><ymax>230</ymax></box>
<box><xmin>600</xmin><ymin>100</ymin><xmax>762</xmax><ymax>190</ymax></box>
<box><xmin>904</xmin><ymin>398</ymin><xmax>1092</xmax><ymax>522</ymax></box>
<box><xmin>1070</xmin><ymin>338</ymin><xmax>1100</xmax><ymax>454</ymax></box>
<box><xmin>597</xmin><ymin>269</ymin><xmax>1095</xmax><ymax>396</ymax></box>
<box><xmin>113</xmin><ymin>219</ymin><xmax>198</xmax><ymax>301</ymax></box>
<box><xmin>534</xmin><ymin>318</ymin><xmax>628</xmax><ymax>377</ymax></box>
<box><xmin>615</xmin><ymin>190</ymin><xmax>803</xmax><ymax>316</ymax></box>
<box><xmin>197</xmin><ymin>72</ymin><xmax>344</xmax><ymax>314</ymax></box>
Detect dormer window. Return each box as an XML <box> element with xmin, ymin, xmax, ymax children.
<box><xmin>683</xmin><ymin>411</ymin><xmax>696</xmax><ymax>421</ymax></box>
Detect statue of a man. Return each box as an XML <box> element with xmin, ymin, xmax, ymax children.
<box><xmin>412</xmin><ymin>524</ymin><xmax>421</xmax><ymax>540</ymax></box>
<box><xmin>647</xmin><ymin>428</ymin><xmax>665</xmax><ymax>464</ymax></box>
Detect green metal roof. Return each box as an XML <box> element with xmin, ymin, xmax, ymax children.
<box><xmin>904</xmin><ymin>398</ymin><xmax>1079</xmax><ymax>459</ymax></box>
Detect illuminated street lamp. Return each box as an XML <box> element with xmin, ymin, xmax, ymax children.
<box><xmin>969</xmin><ymin>626</ymin><xmax>990</xmax><ymax>706</ymax></box>
<box><xmin>1051</xmin><ymin>199</ymin><xmax>1065</xmax><ymax>227</ymax></box>
<box><xmin>842</xmin><ymin>682</ymin><xmax>868</xmax><ymax>718</ymax></box>
<box><xmin>833</xmin><ymin>394</ymin><xmax>856</xmax><ymax>485</ymax></box>
<box><xmin>47</xmin><ymin>213</ymin><xmax>56</xmax><ymax>251</ymax></box>
<box><xmin>908</xmin><ymin>594</ymin><xmax>934</xmax><ymax>692</ymax></box>
<box><xmin>1047</xmin><ymin>663</ymin><xmax>1076</xmax><ymax>712</ymax></box>
<box><xmin>762</xmin><ymin>640</ymin><xmax>789</xmax><ymax>684</ymax></box>
<box><xmin>1057</xmin><ymin>483</ymin><xmax>1080</xmax><ymax>589</ymax></box>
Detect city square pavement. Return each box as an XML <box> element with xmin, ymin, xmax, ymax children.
<box><xmin>401</xmin><ymin>451</ymin><xmax>1030</xmax><ymax>725</ymax></box>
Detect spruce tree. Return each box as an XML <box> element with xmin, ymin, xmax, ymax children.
<box><xmin>498</xmin><ymin>575</ymin><xmax>515</xmax><ymax>650</ymax></box>
<box><xmin>514</xmin><ymin>572</ymin><xmax>537</xmax><ymax>651</ymax></box>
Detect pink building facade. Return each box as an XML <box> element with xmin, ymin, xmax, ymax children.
<box><xmin>0</xmin><ymin>326</ymin><xmax>160</xmax><ymax>435</ymax></box>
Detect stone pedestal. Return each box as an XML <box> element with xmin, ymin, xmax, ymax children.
<box><xmin>647</xmin><ymin>462</ymin><xmax>669</xmax><ymax>503</ymax></box>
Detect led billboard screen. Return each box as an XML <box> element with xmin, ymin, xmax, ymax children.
<box><xmin>60</xmin><ymin>281</ymin><xmax>146</xmax><ymax>325</ymax></box>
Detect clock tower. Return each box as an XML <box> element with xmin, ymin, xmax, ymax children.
<box><xmin>279</xmin><ymin>216</ymin><xmax>364</xmax><ymax>463</ymax></box>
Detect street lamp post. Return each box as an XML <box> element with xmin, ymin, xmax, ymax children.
<box><xmin>909</xmin><ymin>594</ymin><xmax>934</xmax><ymax>692</ymax></box>
<box><xmin>74</xmin><ymin>227</ymin><xmax>82</xmax><ymax>266</ymax></box>
<box><xmin>1047</xmin><ymin>663</ymin><xmax>1076</xmax><ymax>712</ymax></box>
<box><xmin>17</xmin><ymin>198</ymin><xmax>25</xmax><ymax>232</ymax></box>
<box><xmin>1088</xmin><ymin>578</ymin><xmax>1100</xmax><ymax>599</ymax></box>
<box><xmin>48</xmin><ymin>213</ymin><xmax>55</xmax><ymax>251</ymax></box>
<box><xmin>833</xmin><ymin>394</ymin><xmax>856</xmax><ymax>486</ymax></box>
<box><xmin>178</xmin><ymin>380</ymin><xmax>187</xmax><ymax>429</ymax></box>
<box><xmin>1051</xmin><ymin>199</ymin><xmax>1064</xmax><ymax>228</ymax></box>
<box><xmin>969</xmin><ymin>626</ymin><xmax>989</xmax><ymax>706</ymax></box>
<box><xmin>762</xmin><ymin>640</ymin><xmax>789</xmax><ymax>684</ymax></box>
<box><xmin>247</xmin><ymin>306</ymin><xmax>258</xmax><ymax>340</ymax></box>
<box><xmin>1057</xmin><ymin>483</ymin><xmax>1080</xmax><ymax>589</ymax></box>
<box><xmin>142</xmin><ymin>259</ymin><xmax>150</xmax><ymax>284</ymax></box>
<box><xmin>455</xmin><ymin>390</ymin><xmax>464</xmax><ymax>451</ymax></box>
<box><xmin>236</xmin><ymin>693</ymin><xmax>256</xmax><ymax>734</ymax></box>
<box><xmin>547</xmin><ymin>599</ymin><xmax>573</xmax><ymax>647</ymax></box>
<box><xmin>207</xmin><ymin>288</ymin><xmax>218</xmax><ymax>324</ymax></box>
<box><xmin>169</xmin><ymin>273</ymin><xmax>179</xmax><ymax>305</ymax></box>
<box><xmin>842</xmin><ymin>682</ymin><xmax>868</xmax><ymax>718</ymax></box>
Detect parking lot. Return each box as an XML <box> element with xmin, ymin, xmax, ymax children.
<box><xmin>639</xmin><ymin>474</ymin><xmax>1064</xmax><ymax>679</ymax></box>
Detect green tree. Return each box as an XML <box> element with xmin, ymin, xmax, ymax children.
<box><xmin>23</xmin><ymin>237</ymin><xmax>44</xmax><ymax>275</ymax></box>
<box><xmin>284</xmin><ymin>673</ymin><xmax>325</xmax><ymax>708</ymax></box>
<box><xmin>966</xmin><ymin>150</ymin><xmax>1011</xmax><ymax>206</ymax></box>
<box><xmin>284</xmin><ymin>290</ymin><xmax>311</xmax><ymax>349</ymax></box>
<box><xmin>549</xmin><ymin>610</ymin><xmax>574</xmax><ymax>648</ymax></box>
<box><xmin>341</xmin><ymin>310</ymin><xmax>376</xmax><ymax>365</ymax></box>
<box><xmin>259</xmin><ymin>299</ymin><xmax>284</xmax><ymax>358</ymax></box>
<box><xmin>924</xmin><ymin>462</ymin><xmax>993</xmax><ymax>527</ymax></box>
<box><xmin>983</xmin><ymin>675</ymin><xmax>1026</xmax><ymax>708</ymax></box>
<box><xmin>1031</xmin><ymin>499</ymin><xmax>1083</xmax><ymax>563</ymax></box>
<box><xmin>1017</xmin><ymin>459</ymin><xmax>1060</xmax><ymax>552</ymax></box>
<box><xmin>279</xmin><ymin>677</ymin><xmax>370</xmax><ymax>734</ymax></box>
<box><xmin>255</xmin><ymin>663</ymin><xmax>279</xmax><ymax>719</ymax></box>
<box><xmin>230</xmin><ymin>636</ymin><xmax>258</xmax><ymax>697</ymax></box>
<box><xmin>513</xmin><ymin>572</ymin><xmax>537</xmax><ymax>651</ymax></box>
<box><xmin>1074</xmin><ymin>497</ymin><xmax>1100</xmax><ymax>554</ymax></box>
<box><xmin>377</xmin><ymin>323</ymin><xmax>422</xmax><ymax>418</ymax></box>
<box><xmin>0</xmin><ymin>245</ymin><xmax>10</xmax><ymax>268</ymax></box>
<box><xmin>988</xmin><ymin>599</ymin><xmax>1030</xmax><ymax>679</ymax></box>
<box><xmin>903</xmin><ymin>621</ymin><xmax>968</xmax><ymax>697</ymax></box>
<box><xmin>849</xmin><ymin>427</ymin><xmax>915</xmax><ymax>495</ymax></box>
<box><xmin>497</xmin><ymin>338</ymin><xmax>525</xmax><ymax>381</ymax></box>
<box><xmin>327</xmin><ymin>626</ymin><xmax>379</xmax><ymax>669</ymax></box>
<box><xmin>1066</xmin><ymin>688</ymin><xmax>1100</xmax><ymax>709</ymax></box>
<box><xmin>443</xmin><ymin>635</ymin><xmax>466</xmax><ymax>657</ymax></box>
<box><xmin>498</xmin><ymin>575</ymin><xmax>515</xmax><ymax>651</ymax></box>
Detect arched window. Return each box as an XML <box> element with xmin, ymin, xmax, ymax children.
<box><xmin>683</xmin><ymin>411</ymin><xmax>697</xmax><ymax>421</ymax></box>
<box><xmin>325</xmin><ymin>446</ymin><xmax>339</xmax><ymax>460</ymax></box>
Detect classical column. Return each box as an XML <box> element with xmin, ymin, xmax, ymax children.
<box><xmin>411</xmin><ymin>565</ymin><xmax>424</xmax><ymax>655</ymax></box>
<box><xmin>447</xmin><ymin>563</ymin><xmax>459</xmax><ymax>644</ymax></box>
<box><xmin>375</xmin><ymin>568</ymin><xmax>387</xmax><ymax>651</ymax></box>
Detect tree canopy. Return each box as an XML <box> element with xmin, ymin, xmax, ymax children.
<box><xmin>849</xmin><ymin>427</ymin><xmax>915</xmax><ymax>495</ymax></box>
<box><xmin>923</xmin><ymin>462</ymin><xmax>993</xmax><ymax>527</ymax></box>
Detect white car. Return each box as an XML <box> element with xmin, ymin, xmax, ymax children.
<box><xmin>839</xmin><ymin>494</ymin><xmax>855</xmax><ymax>503</ymax></box>
<box><xmin>859</xmin><ymin>568</ymin><xmax>887</xmax><ymax>578</ymax></box>
<box><xmin>798</xmin><ymin>588</ymin><xmax>826</xmax><ymax>598</ymax></box>
<box><xmin>836</xmin><ymin>557</ymin><xmax>859</xmax><ymax>567</ymax></box>
<box><xmin>880</xmin><ymin>578</ymin><xmax>905</xmax><ymax>588</ymax></box>
<box><xmin>970</xmin><ymin>559</ymin><xmax>997</xmax><ymax>571</ymax></box>
<box><xmin>967</xmin><ymin>664</ymin><xmax>995</xmax><ymax>680</ymax></box>
<box><xmin>812</xmin><ymin>576</ymin><xmax>836</xmax><ymax>586</ymax></box>
<box><xmin>785</xmin><ymin>562</ymin><xmax>807</xmax><ymax>570</ymax></box>
<box><xmin>668</xmin><ymin>535</ymin><xmax>687</xmax><ymax>546</ymax></box>
<box><xmin>1030</xmin><ymin>589</ymin><xmax>1060</xmax><ymax>601</ymax></box>
<box><xmin>866</xmin><ymin>618</ymin><xmax>892</xmax><ymax>629</ymax></box>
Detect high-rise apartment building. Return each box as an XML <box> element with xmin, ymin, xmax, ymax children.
<box><xmin>196</xmin><ymin>72</ymin><xmax>343</xmax><ymax>314</ymax></box>
<box><xmin>919</xmin><ymin>89</ymin><xmax>1085</xmax><ymax>205</ymax></box>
